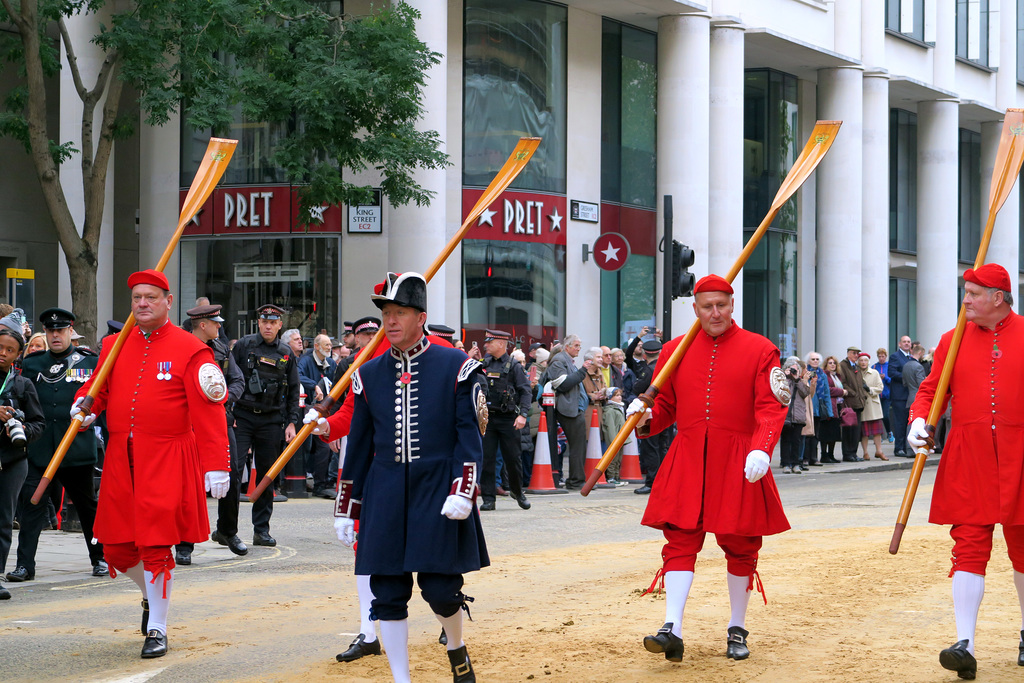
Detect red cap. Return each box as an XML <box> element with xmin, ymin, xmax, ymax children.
<box><xmin>127</xmin><ymin>269</ymin><xmax>170</xmax><ymax>291</ymax></box>
<box><xmin>693</xmin><ymin>274</ymin><xmax>734</xmax><ymax>295</ymax></box>
<box><xmin>964</xmin><ymin>263</ymin><xmax>1012</xmax><ymax>292</ymax></box>
<box><xmin>857</xmin><ymin>352</ymin><xmax>871</xmax><ymax>358</ymax></box>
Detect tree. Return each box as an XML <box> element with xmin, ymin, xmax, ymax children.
<box><xmin>0</xmin><ymin>0</ymin><xmax>447</xmax><ymax>343</ymax></box>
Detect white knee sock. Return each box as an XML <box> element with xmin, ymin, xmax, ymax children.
<box><xmin>123</xmin><ymin>562</ymin><xmax>147</xmax><ymax>594</ymax></box>
<box><xmin>356</xmin><ymin>574</ymin><xmax>376</xmax><ymax>643</ymax></box>
<box><xmin>143</xmin><ymin>569</ymin><xmax>173</xmax><ymax>636</ymax></box>
<box><xmin>436</xmin><ymin>609</ymin><xmax>464</xmax><ymax>651</ymax></box>
<box><xmin>1014</xmin><ymin>570</ymin><xmax>1024</xmax><ymax>632</ymax></box>
<box><xmin>727</xmin><ymin>572</ymin><xmax>752</xmax><ymax>629</ymax></box>
<box><xmin>663</xmin><ymin>571</ymin><xmax>694</xmax><ymax>638</ymax></box>
<box><xmin>952</xmin><ymin>571</ymin><xmax>984</xmax><ymax>654</ymax></box>
<box><xmin>379</xmin><ymin>619</ymin><xmax>411</xmax><ymax>683</ymax></box>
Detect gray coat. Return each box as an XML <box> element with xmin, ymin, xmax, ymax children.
<box><xmin>545</xmin><ymin>350</ymin><xmax>587</xmax><ymax>418</ymax></box>
<box><xmin>902</xmin><ymin>358</ymin><xmax>926</xmax><ymax>403</ymax></box>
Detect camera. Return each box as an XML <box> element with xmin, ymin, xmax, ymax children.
<box><xmin>6</xmin><ymin>408</ymin><xmax>26</xmax><ymax>447</ymax></box>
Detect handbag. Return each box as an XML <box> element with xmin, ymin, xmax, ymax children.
<box><xmin>839</xmin><ymin>406</ymin><xmax>857</xmax><ymax>427</ymax></box>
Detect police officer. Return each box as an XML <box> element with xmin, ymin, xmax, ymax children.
<box><xmin>479</xmin><ymin>329</ymin><xmax>531</xmax><ymax>512</ymax></box>
<box><xmin>333</xmin><ymin>316</ymin><xmax>381</xmax><ymax>386</ymax></box>
<box><xmin>231</xmin><ymin>304</ymin><xmax>301</xmax><ymax>547</ymax></box>
<box><xmin>626</xmin><ymin>333</ymin><xmax>670</xmax><ymax>494</ymax></box>
<box><xmin>175</xmin><ymin>304</ymin><xmax>247</xmax><ymax>564</ymax></box>
<box><xmin>9</xmin><ymin>308</ymin><xmax>107</xmax><ymax>582</ymax></box>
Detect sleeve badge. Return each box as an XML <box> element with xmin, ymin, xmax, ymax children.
<box><xmin>472</xmin><ymin>381</ymin><xmax>489</xmax><ymax>435</ymax></box>
<box><xmin>198</xmin><ymin>362</ymin><xmax>228</xmax><ymax>402</ymax></box>
<box><xmin>770</xmin><ymin>366</ymin><xmax>792</xmax><ymax>406</ymax></box>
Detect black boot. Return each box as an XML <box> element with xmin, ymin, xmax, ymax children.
<box><xmin>726</xmin><ymin>626</ymin><xmax>750</xmax><ymax>660</ymax></box>
<box><xmin>447</xmin><ymin>644</ymin><xmax>475</xmax><ymax>683</ymax></box>
<box><xmin>939</xmin><ymin>639</ymin><xmax>977</xmax><ymax>680</ymax></box>
<box><xmin>141</xmin><ymin>598</ymin><xmax>150</xmax><ymax>635</ymax></box>
<box><xmin>1018</xmin><ymin>630</ymin><xmax>1024</xmax><ymax>666</ymax></box>
<box><xmin>643</xmin><ymin>622</ymin><xmax>684</xmax><ymax>662</ymax></box>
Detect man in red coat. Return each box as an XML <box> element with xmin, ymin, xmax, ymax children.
<box><xmin>908</xmin><ymin>263</ymin><xmax>1024</xmax><ymax>680</ymax></box>
<box><xmin>629</xmin><ymin>274</ymin><xmax>790</xmax><ymax>663</ymax></box>
<box><xmin>74</xmin><ymin>270</ymin><xmax>230</xmax><ymax>659</ymax></box>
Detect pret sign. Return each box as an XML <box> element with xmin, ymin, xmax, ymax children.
<box><xmin>592</xmin><ymin>232</ymin><xmax>631</xmax><ymax>272</ymax></box>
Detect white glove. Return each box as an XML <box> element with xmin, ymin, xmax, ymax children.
<box><xmin>907</xmin><ymin>417</ymin><xmax>929</xmax><ymax>449</ymax></box>
<box><xmin>303</xmin><ymin>408</ymin><xmax>329</xmax><ymax>436</ymax></box>
<box><xmin>626</xmin><ymin>398</ymin><xmax>652</xmax><ymax>428</ymax></box>
<box><xmin>205</xmin><ymin>470</ymin><xmax>230</xmax><ymax>499</ymax></box>
<box><xmin>334</xmin><ymin>517</ymin><xmax>355</xmax><ymax>546</ymax></box>
<box><xmin>71</xmin><ymin>396</ymin><xmax>96</xmax><ymax>428</ymax></box>
<box><xmin>440</xmin><ymin>495</ymin><xmax>473</xmax><ymax>520</ymax></box>
<box><xmin>744</xmin><ymin>450</ymin><xmax>771</xmax><ymax>483</ymax></box>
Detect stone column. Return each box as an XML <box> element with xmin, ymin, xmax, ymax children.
<box><xmin>861</xmin><ymin>71</ymin><xmax>890</xmax><ymax>354</ymax></box>
<box><xmin>915</xmin><ymin>99</ymin><xmax>960</xmax><ymax>347</ymax></box>
<box><xmin>709</xmin><ymin>21</ymin><xmax>744</xmax><ymax>322</ymax></box>
<box><xmin>981</xmin><ymin>119</ymin><xmax>1020</xmax><ymax>306</ymax></box>
<box><xmin>657</xmin><ymin>13</ymin><xmax>709</xmax><ymax>331</ymax></box>
<box><xmin>815</xmin><ymin>66</ymin><xmax>864</xmax><ymax>354</ymax></box>
<box><xmin>388</xmin><ymin>0</ymin><xmax>447</xmax><ymax>315</ymax></box>
<box><xmin>139</xmin><ymin>118</ymin><xmax>180</xmax><ymax>299</ymax></box>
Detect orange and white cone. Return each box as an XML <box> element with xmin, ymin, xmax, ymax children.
<box><xmin>525</xmin><ymin>412</ymin><xmax>569</xmax><ymax>495</ymax></box>
<box><xmin>619</xmin><ymin>428</ymin><xmax>644</xmax><ymax>483</ymax></box>
<box><xmin>584</xmin><ymin>409</ymin><xmax>616</xmax><ymax>489</ymax></box>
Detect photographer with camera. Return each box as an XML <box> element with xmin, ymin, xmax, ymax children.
<box><xmin>779</xmin><ymin>357</ymin><xmax>811</xmax><ymax>474</ymax></box>
<box><xmin>0</xmin><ymin>312</ymin><xmax>45</xmax><ymax>600</ymax></box>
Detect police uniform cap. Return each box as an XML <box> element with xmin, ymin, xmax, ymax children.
<box><xmin>642</xmin><ymin>339</ymin><xmax>663</xmax><ymax>353</ymax></box>
<box><xmin>39</xmin><ymin>307</ymin><xmax>75</xmax><ymax>329</ymax></box>
<box><xmin>483</xmin><ymin>329</ymin><xmax>511</xmax><ymax>342</ymax></box>
<box><xmin>257</xmin><ymin>304</ymin><xmax>286</xmax><ymax>320</ymax></box>
<box><xmin>427</xmin><ymin>324</ymin><xmax>455</xmax><ymax>339</ymax></box>
<box><xmin>343</xmin><ymin>321</ymin><xmax>354</xmax><ymax>333</ymax></box>
<box><xmin>352</xmin><ymin>316</ymin><xmax>381</xmax><ymax>335</ymax></box>
<box><xmin>186</xmin><ymin>303</ymin><xmax>225</xmax><ymax>322</ymax></box>
<box><xmin>106</xmin><ymin>319</ymin><xmax>124</xmax><ymax>336</ymax></box>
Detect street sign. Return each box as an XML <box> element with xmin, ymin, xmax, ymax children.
<box><xmin>592</xmin><ymin>232</ymin><xmax>631</xmax><ymax>272</ymax></box>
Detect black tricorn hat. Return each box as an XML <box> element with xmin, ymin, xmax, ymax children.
<box><xmin>371</xmin><ymin>272</ymin><xmax>427</xmax><ymax>313</ymax></box>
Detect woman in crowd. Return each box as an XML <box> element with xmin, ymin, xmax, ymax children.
<box><xmin>819</xmin><ymin>356</ymin><xmax>845</xmax><ymax>463</ymax></box>
<box><xmin>779</xmin><ymin>356</ymin><xmax>811</xmax><ymax>473</ymax></box>
<box><xmin>857</xmin><ymin>352</ymin><xmax>888</xmax><ymax>460</ymax></box>
<box><xmin>581</xmin><ymin>348</ymin><xmax>607</xmax><ymax>438</ymax></box>
<box><xmin>803</xmin><ymin>351</ymin><xmax>830</xmax><ymax>466</ymax></box>
<box><xmin>872</xmin><ymin>347</ymin><xmax>892</xmax><ymax>442</ymax></box>
<box><xmin>23</xmin><ymin>333</ymin><xmax>47</xmax><ymax>357</ymax></box>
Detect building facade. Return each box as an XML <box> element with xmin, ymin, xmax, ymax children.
<box><xmin>2</xmin><ymin>0</ymin><xmax>1024</xmax><ymax>358</ymax></box>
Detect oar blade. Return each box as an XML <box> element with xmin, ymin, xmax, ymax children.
<box><xmin>769</xmin><ymin>121</ymin><xmax>842</xmax><ymax>214</ymax></box>
<box><xmin>463</xmin><ymin>137</ymin><xmax>542</xmax><ymax>223</ymax></box>
<box><xmin>987</xmin><ymin>109</ymin><xmax>1024</xmax><ymax>216</ymax></box>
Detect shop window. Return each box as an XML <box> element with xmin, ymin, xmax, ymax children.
<box><xmin>958</xmin><ymin>128</ymin><xmax>982</xmax><ymax>263</ymax></box>
<box><xmin>463</xmin><ymin>0</ymin><xmax>567</xmax><ymax>193</ymax></box>
<box><xmin>890</xmin><ymin>109</ymin><xmax>918</xmax><ymax>253</ymax></box>
<box><xmin>889</xmin><ymin>278</ymin><xmax>918</xmax><ymax>351</ymax></box>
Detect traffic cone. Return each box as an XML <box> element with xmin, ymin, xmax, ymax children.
<box><xmin>618</xmin><ymin>428</ymin><xmax>644</xmax><ymax>483</ymax></box>
<box><xmin>241</xmin><ymin>461</ymin><xmax>257</xmax><ymax>503</ymax></box>
<box><xmin>584</xmin><ymin>409</ymin><xmax>616</xmax><ymax>489</ymax></box>
<box><xmin>525</xmin><ymin>412</ymin><xmax>569</xmax><ymax>495</ymax></box>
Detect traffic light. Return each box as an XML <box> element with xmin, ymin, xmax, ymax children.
<box><xmin>670</xmin><ymin>241</ymin><xmax>695</xmax><ymax>299</ymax></box>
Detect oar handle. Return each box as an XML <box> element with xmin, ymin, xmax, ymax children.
<box><xmin>31</xmin><ymin>409</ymin><xmax>88</xmax><ymax>504</ymax></box>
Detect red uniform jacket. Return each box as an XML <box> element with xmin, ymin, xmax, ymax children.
<box><xmin>911</xmin><ymin>311</ymin><xmax>1024</xmax><ymax>525</ymax></box>
<box><xmin>77</xmin><ymin>322</ymin><xmax>229</xmax><ymax>546</ymax></box>
<box><xmin>640</xmin><ymin>323</ymin><xmax>790</xmax><ymax>536</ymax></box>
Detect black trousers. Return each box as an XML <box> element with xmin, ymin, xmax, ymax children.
<box><xmin>639</xmin><ymin>429</ymin><xmax>671</xmax><ymax>487</ymax></box>
<box><xmin>370</xmin><ymin>572</ymin><xmax>465</xmax><ymax>621</ymax></box>
<box><xmin>482</xmin><ymin>415</ymin><xmax>524</xmax><ymax>501</ymax></box>
<box><xmin>841</xmin><ymin>411</ymin><xmax>863</xmax><ymax>458</ymax></box>
<box><xmin>233</xmin><ymin>408</ymin><xmax>284</xmax><ymax>536</ymax></box>
<box><xmin>891</xmin><ymin>401</ymin><xmax>909</xmax><ymax>454</ymax></box>
<box><xmin>553</xmin><ymin>410</ymin><xmax>588</xmax><ymax>488</ymax></box>
<box><xmin>1</xmin><ymin>459</ymin><xmax>28</xmax><ymax>574</ymax></box>
<box><xmin>779</xmin><ymin>424</ymin><xmax>803</xmax><ymax>467</ymax></box>
<box><xmin>803</xmin><ymin>417</ymin><xmax>820</xmax><ymax>464</ymax></box>
<box><xmin>308</xmin><ymin>435</ymin><xmax>333</xmax><ymax>491</ymax></box>
<box><xmin>17</xmin><ymin>463</ymin><xmax>103</xmax><ymax>572</ymax></box>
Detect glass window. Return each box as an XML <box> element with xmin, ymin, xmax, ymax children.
<box><xmin>181</xmin><ymin>120</ymin><xmax>289</xmax><ymax>188</ymax></box>
<box><xmin>890</xmin><ymin>109</ymin><xmax>918</xmax><ymax>253</ymax></box>
<box><xmin>956</xmin><ymin>0</ymin><xmax>990</xmax><ymax>65</ymax></box>
<box><xmin>741</xmin><ymin>231</ymin><xmax>798</xmax><ymax>357</ymax></box>
<box><xmin>463</xmin><ymin>0</ymin><xmax>567</xmax><ymax>193</ymax></box>
<box><xmin>958</xmin><ymin>128</ymin><xmax>982</xmax><ymax>262</ymax></box>
<box><xmin>889</xmin><ymin>277</ymin><xmax>917</xmax><ymax>351</ymax></box>
<box><xmin>886</xmin><ymin>0</ymin><xmax>926</xmax><ymax>41</ymax></box>
<box><xmin>181</xmin><ymin>236</ymin><xmax>340</xmax><ymax>342</ymax></box>
<box><xmin>601</xmin><ymin>19</ymin><xmax>657</xmax><ymax>347</ymax></box>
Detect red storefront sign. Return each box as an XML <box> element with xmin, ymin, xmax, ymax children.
<box><xmin>592</xmin><ymin>232</ymin><xmax>631</xmax><ymax>271</ymax></box>
<box><xmin>181</xmin><ymin>185</ymin><xmax>343</xmax><ymax>235</ymax></box>
<box><xmin>599</xmin><ymin>203</ymin><xmax>656</xmax><ymax>258</ymax></box>
<box><xmin>462</xmin><ymin>189</ymin><xmax>567</xmax><ymax>245</ymax></box>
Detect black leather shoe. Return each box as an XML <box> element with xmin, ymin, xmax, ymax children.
<box><xmin>141</xmin><ymin>629</ymin><xmax>168</xmax><ymax>658</ymax></box>
<box><xmin>479</xmin><ymin>500</ymin><xmax>495</xmax><ymax>511</ymax></box>
<box><xmin>92</xmin><ymin>561</ymin><xmax>109</xmax><ymax>577</ymax></box>
<box><xmin>6</xmin><ymin>566</ymin><xmax>34</xmax><ymax>582</ymax></box>
<box><xmin>726</xmin><ymin>626</ymin><xmax>750</xmax><ymax>660</ymax></box>
<box><xmin>516</xmin><ymin>494</ymin><xmax>531</xmax><ymax>510</ymax></box>
<box><xmin>175</xmin><ymin>550</ymin><xmax>192</xmax><ymax>566</ymax></box>
<box><xmin>447</xmin><ymin>644</ymin><xmax>476</xmax><ymax>682</ymax></box>
<box><xmin>643</xmin><ymin>622</ymin><xmax>684</xmax><ymax>662</ymax></box>
<box><xmin>439</xmin><ymin>628</ymin><xmax>448</xmax><ymax>645</ymax></box>
<box><xmin>252</xmin><ymin>532</ymin><xmax>277</xmax><ymax>547</ymax></box>
<box><xmin>1018</xmin><ymin>630</ymin><xmax>1024</xmax><ymax>666</ymax></box>
<box><xmin>314</xmin><ymin>487</ymin><xmax>337</xmax><ymax>500</ymax></box>
<box><xmin>335</xmin><ymin>633</ymin><xmax>381</xmax><ymax>662</ymax></box>
<box><xmin>821</xmin><ymin>457</ymin><xmax>840</xmax><ymax>463</ymax></box>
<box><xmin>0</xmin><ymin>583</ymin><xmax>10</xmax><ymax>600</ymax></box>
<box><xmin>634</xmin><ymin>486</ymin><xmax>652</xmax><ymax>495</ymax></box>
<box><xmin>211</xmin><ymin>530</ymin><xmax>249</xmax><ymax>556</ymax></box>
<box><xmin>141</xmin><ymin>599</ymin><xmax>150</xmax><ymax>635</ymax></box>
<box><xmin>939</xmin><ymin>639</ymin><xmax>977</xmax><ymax>680</ymax></box>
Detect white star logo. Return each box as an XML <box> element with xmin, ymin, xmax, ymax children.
<box><xmin>601</xmin><ymin>243</ymin><xmax>620</xmax><ymax>262</ymax></box>
<box><xmin>477</xmin><ymin>207</ymin><xmax>497</xmax><ymax>227</ymax></box>
<box><xmin>308</xmin><ymin>204</ymin><xmax>328</xmax><ymax>223</ymax></box>
<box><xmin>189</xmin><ymin>208</ymin><xmax>204</xmax><ymax>226</ymax></box>
<box><xmin>548</xmin><ymin>207</ymin><xmax>563</xmax><ymax>231</ymax></box>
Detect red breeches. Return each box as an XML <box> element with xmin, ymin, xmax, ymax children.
<box><xmin>104</xmin><ymin>542</ymin><xmax>175</xmax><ymax>575</ymax></box>
<box><xmin>949</xmin><ymin>524</ymin><xmax>1024</xmax><ymax>576</ymax></box>
<box><xmin>662</xmin><ymin>526</ymin><xmax>762</xmax><ymax>576</ymax></box>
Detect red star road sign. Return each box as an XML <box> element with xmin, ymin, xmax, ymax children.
<box><xmin>593</xmin><ymin>232</ymin><xmax>631</xmax><ymax>272</ymax></box>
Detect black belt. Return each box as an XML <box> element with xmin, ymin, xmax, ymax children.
<box><xmin>240</xmin><ymin>406</ymin><xmax>280</xmax><ymax>416</ymax></box>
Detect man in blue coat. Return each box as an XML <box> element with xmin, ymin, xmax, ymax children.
<box><xmin>297</xmin><ymin>333</ymin><xmax>337</xmax><ymax>498</ymax></box>
<box><xmin>888</xmin><ymin>335</ymin><xmax>913</xmax><ymax>457</ymax></box>
<box><xmin>331</xmin><ymin>271</ymin><xmax>488</xmax><ymax>683</ymax></box>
